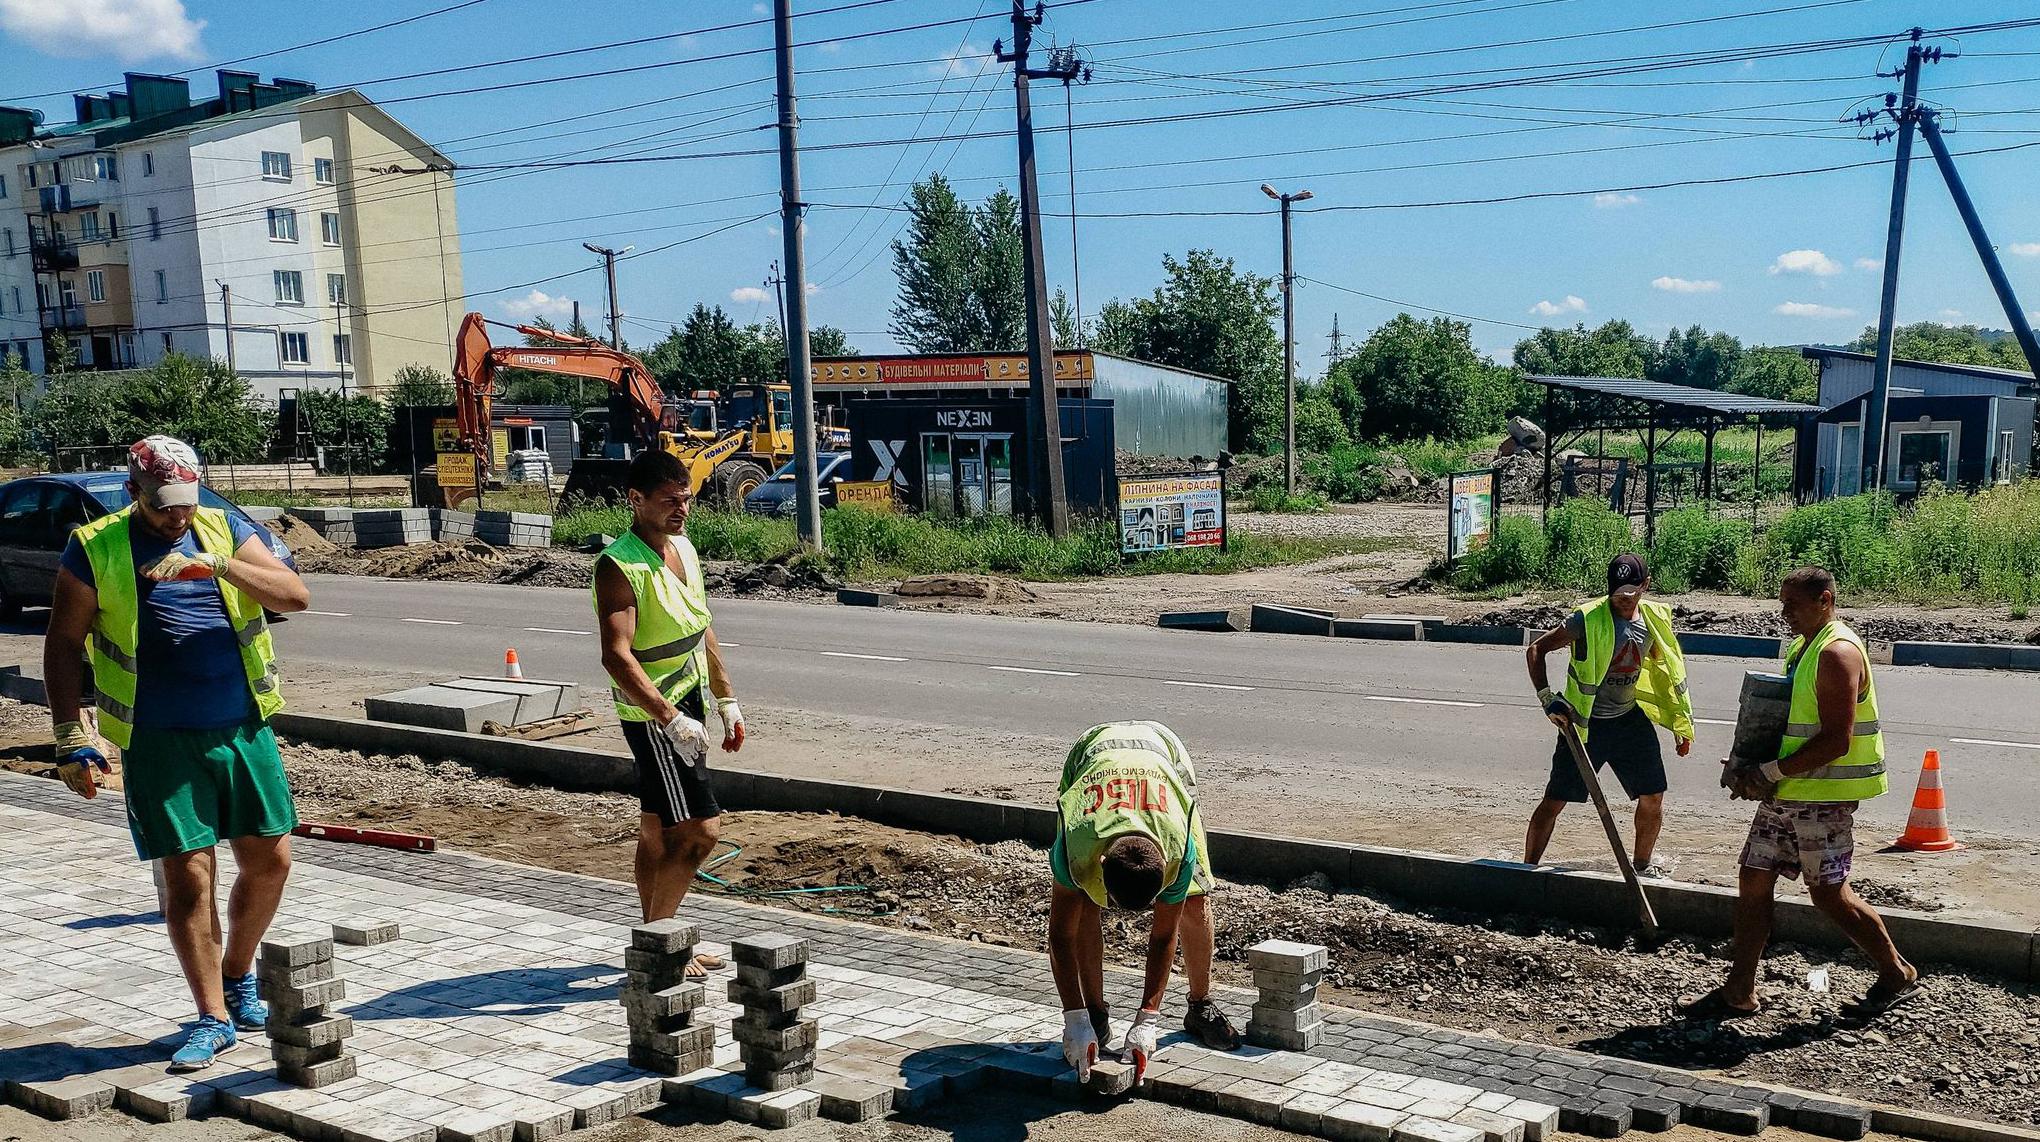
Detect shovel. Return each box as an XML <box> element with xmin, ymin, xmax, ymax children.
<box><xmin>1559</xmin><ymin>720</ymin><xmax>1660</xmax><ymax>939</ymax></box>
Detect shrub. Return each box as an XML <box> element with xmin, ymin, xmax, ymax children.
<box><xmin>1540</xmin><ymin>499</ymin><xmax>1634</xmax><ymax>591</ymax></box>
<box><xmin>1454</xmin><ymin>514</ymin><xmax>1545</xmax><ymax>589</ymax></box>
<box><xmin>1752</xmin><ymin>494</ymin><xmax>1899</xmax><ymax>594</ymax></box>
<box><xmin>1247</xmin><ymin>485</ymin><xmax>1329</xmax><ymax>513</ymax></box>
<box><xmin>1650</xmin><ymin>508</ymin><xmax>1751</xmax><ymax>593</ymax></box>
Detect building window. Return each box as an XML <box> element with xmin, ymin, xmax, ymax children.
<box><xmin>142</xmin><ymin>153</ymin><xmax>154</xmax><ymax>177</ymax></box>
<box><xmin>86</xmin><ymin>270</ymin><xmax>105</xmax><ymax>303</ymax></box>
<box><xmin>79</xmin><ymin>214</ymin><xmax>101</xmax><ymax>241</ymax></box>
<box><xmin>14</xmin><ymin>287</ymin><xmax>25</xmax><ymax>314</ymax></box>
<box><xmin>0</xmin><ymin>173</ymin><xmax>7</xmax><ymax>196</ymax></box>
<box><xmin>261</xmin><ymin>151</ymin><xmax>292</xmax><ymax>181</ymax></box>
<box><xmin>58</xmin><ymin>279</ymin><xmax>76</xmax><ymax>309</ymax></box>
<box><xmin>155</xmin><ymin>269</ymin><xmax>168</xmax><ymax>303</ymax></box>
<box><xmin>273</xmin><ymin>270</ymin><xmax>303</xmax><ymax>305</ymax></box>
<box><xmin>266</xmin><ymin>207</ymin><xmax>298</xmax><ymax>242</ymax></box>
<box><xmin>314</xmin><ymin>158</ymin><xmax>334</xmax><ymax>185</ymax></box>
<box><xmin>105</xmin><ymin>210</ymin><xmax>117</xmax><ymax>239</ymax></box>
<box><xmin>1896</xmin><ymin>430</ymin><xmax>1952</xmax><ymax>487</ymax></box>
<box><xmin>94</xmin><ymin>154</ymin><xmax>118</xmax><ymax>181</ymax></box>
<box><xmin>320</xmin><ymin>212</ymin><xmax>341</xmax><ymax>246</ymax></box>
<box><xmin>25</xmin><ymin>165</ymin><xmax>36</xmax><ymax>188</ymax></box>
<box><xmin>279</xmin><ymin>331</ymin><xmax>309</xmax><ymax>364</ymax></box>
<box><xmin>333</xmin><ymin>334</ymin><xmax>351</xmax><ymax>365</ymax></box>
<box><xmin>148</xmin><ymin>207</ymin><xmax>161</xmax><ymax>240</ymax></box>
<box><xmin>327</xmin><ymin>274</ymin><xmax>347</xmax><ymax>306</ymax></box>
<box><xmin>161</xmin><ymin>332</ymin><xmax>174</xmax><ymax>353</ymax></box>
<box><xmin>2</xmin><ymin>228</ymin><xmax>12</xmax><ymax>257</ymax></box>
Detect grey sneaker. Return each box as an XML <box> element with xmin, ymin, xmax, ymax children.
<box><xmin>1636</xmin><ymin>861</ymin><xmax>1673</xmax><ymax>880</ymax></box>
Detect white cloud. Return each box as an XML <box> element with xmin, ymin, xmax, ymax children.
<box><xmin>1774</xmin><ymin>301</ymin><xmax>1855</xmax><ymax>319</ymax></box>
<box><xmin>752</xmin><ymin>2</ymin><xmax>766</xmax><ymax>11</ymax></box>
<box><xmin>1938</xmin><ymin>309</ymin><xmax>1964</xmax><ymax>320</ymax></box>
<box><xmin>2010</xmin><ymin>243</ymin><xmax>2040</xmax><ymax>257</ymax></box>
<box><xmin>816</xmin><ymin>40</ymin><xmax>842</xmax><ymax>53</ymax></box>
<box><xmin>1769</xmin><ymin>249</ymin><xmax>1842</xmax><ymax>277</ymax></box>
<box><xmin>0</xmin><ymin>0</ymin><xmax>204</xmax><ymax>61</ymax></box>
<box><xmin>1528</xmin><ymin>295</ymin><xmax>1588</xmax><ymax>318</ymax></box>
<box><xmin>929</xmin><ymin>41</ymin><xmax>994</xmax><ymax>79</ymax></box>
<box><xmin>1854</xmin><ymin>257</ymin><xmax>1883</xmax><ymax>271</ymax></box>
<box><xmin>731</xmin><ymin>286</ymin><xmax>771</xmax><ymax>305</ymax></box>
<box><xmin>501</xmin><ymin>289</ymin><xmax>577</xmax><ymax>319</ymax></box>
<box><xmin>1651</xmin><ymin>276</ymin><xmax>1720</xmax><ymax>294</ymax></box>
<box><xmin>1593</xmin><ymin>193</ymin><xmax>1641</xmax><ymax>209</ymax></box>
<box><xmin>804</xmin><ymin>282</ymin><xmax>821</xmax><ymax>296</ymax></box>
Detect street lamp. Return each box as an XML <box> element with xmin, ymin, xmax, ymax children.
<box><xmin>1263</xmin><ymin>184</ymin><xmax>1312</xmax><ymax>494</ymax></box>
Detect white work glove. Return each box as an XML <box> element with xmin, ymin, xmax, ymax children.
<box><xmin>717</xmin><ymin>697</ymin><xmax>746</xmax><ymax>753</ymax></box>
<box><xmin>659</xmin><ymin>711</ymin><xmax>709</xmax><ymax>762</ymax></box>
<box><xmin>53</xmin><ymin>720</ymin><xmax>111</xmax><ymax>800</ymax></box>
<box><xmin>1061</xmin><ymin>1009</ymin><xmax>1098</xmax><ymax>1080</ymax></box>
<box><xmin>1124</xmin><ymin>1009</ymin><xmax>1161</xmax><ymax>1077</ymax></box>
<box><xmin>141</xmin><ymin>551</ymin><xmax>227</xmax><ymax>582</ymax></box>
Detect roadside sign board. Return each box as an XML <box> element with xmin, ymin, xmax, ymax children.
<box><xmin>437</xmin><ymin>452</ymin><xmax>478</xmax><ymax>488</ymax></box>
<box><xmin>1446</xmin><ymin>467</ymin><xmax>1501</xmax><ymax>564</ymax></box>
<box><xmin>1119</xmin><ymin>472</ymin><xmax>1225</xmax><ymax>555</ymax></box>
<box><xmin>835</xmin><ymin>480</ymin><xmax>895</xmax><ymax>511</ymax></box>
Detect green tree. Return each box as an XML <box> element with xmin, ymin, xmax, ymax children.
<box><xmin>1050</xmin><ymin>288</ymin><xmax>1082</xmax><ymax>348</ymax></box>
<box><xmin>1512</xmin><ymin>320</ymin><xmax>1653</xmax><ymax>379</ymax></box>
<box><xmin>1649</xmin><ymin>325</ymin><xmax>1743</xmax><ymax>390</ymax></box>
<box><xmin>45</xmin><ymin>333</ymin><xmax>77</xmax><ymax>376</ymax></box>
<box><xmin>27</xmin><ymin>372</ymin><xmax>123</xmax><ymax>464</ymax></box>
<box><xmin>115</xmin><ymin>355</ymin><xmax>271</xmax><ymax>463</ymax></box>
<box><xmin>1294</xmin><ymin>391</ymin><xmax>1351</xmax><ymax>452</ymax></box>
<box><xmin>808</xmin><ymin>325</ymin><xmax>856</xmax><ymax>358</ymax></box>
<box><xmin>0</xmin><ymin>351</ymin><xmax>34</xmax><ymax>464</ymax></box>
<box><xmin>1847</xmin><ymin>321</ymin><xmax>2030</xmax><ymax>371</ymax></box>
<box><xmin>888</xmin><ymin>174</ymin><xmax>1029</xmax><ymax>353</ymax></box>
<box><xmin>1724</xmin><ymin>346</ymin><xmax>1818</xmax><ymax>403</ymax></box>
<box><xmin>1331</xmin><ymin>313</ymin><xmax>1494</xmax><ymax>443</ymax></box>
<box><xmin>297</xmin><ymin>387</ymin><xmax>393</xmax><ymax>471</ymax></box>
<box><xmin>384</xmin><ymin>363</ymin><xmax>454</xmax><ymax>407</ymax></box>
<box><xmin>1090</xmin><ymin>249</ymin><xmax>1283</xmax><ymax>452</ymax></box>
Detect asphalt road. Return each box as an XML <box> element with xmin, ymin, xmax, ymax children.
<box><xmin>277</xmin><ymin>575</ymin><xmax>2040</xmax><ymax>838</ymax></box>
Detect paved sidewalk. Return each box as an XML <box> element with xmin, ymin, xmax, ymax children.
<box><xmin>0</xmin><ymin>772</ymin><xmax>1864</xmax><ymax>1142</ymax></box>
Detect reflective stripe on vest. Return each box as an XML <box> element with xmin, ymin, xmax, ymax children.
<box><xmin>1774</xmin><ymin>620</ymin><xmax>1888</xmax><ymax>803</ymax></box>
<box><xmin>594</xmin><ymin>529</ymin><xmax>713</xmax><ymax>722</ymax></box>
<box><xmin>75</xmin><ymin>506</ymin><xmax>285</xmax><ymax>749</ymax></box>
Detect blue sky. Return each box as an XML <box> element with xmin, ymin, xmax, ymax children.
<box><xmin>4</xmin><ymin>0</ymin><xmax>2039</xmax><ymax>365</ymax></box>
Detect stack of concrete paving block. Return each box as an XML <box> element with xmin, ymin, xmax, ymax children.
<box><xmin>622</xmin><ymin>919</ymin><xmax>712</xmax><ymax>1075</ymax></box>
<box><xmin>241</xmin><ymin>505</ymin><xmax>285</xmax><ymax>526</ymax></box>
<box><xmin>475</xmin><ymin>510</ymin><xmax>553</xmax><ymax>548</ymax></box>
<box><xmin>429</xmin><ymin>508</ymin><xmax>476</xmax><ymax>543</ymax></box>
<box><xmin>1245</xmin><ymin>939</ymin><xmax>1328</xmax><ymax>1052</ymax></box>
<box><xmin>258</xmin><ymin>933</ymin><xmax>356</xmax><ymax>1088</ymax></box>
<box><xmin>729</xmin><ymin>935</ymin><xmax>819</xmax><ymax>1093</ymax></box>
<box><xmin>350</xmin><ymin>508</ymin><xmax>432</xmax><ymax>549</ymax></box>
<box><xmin>289</xmin><ymin>507</ymin><xmax>355</xmax><ymax>546</ymax></box>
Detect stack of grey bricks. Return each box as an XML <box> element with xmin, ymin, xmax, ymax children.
<box><xmin>289</xmin><ymin>507</ymin><xmax>355</xmax><ymax>546</ymax></box>
<box><xmin>730</xmin><ymin>935</ymin><xmax>819</xmax><ymax>1093</ymax></box>
<box><xmin>622</xmin><ymin>919</ymin><xmax>712</xmax><ymax>1075</ymax></box>
<box><xmin>429</xmin><ymin>508</ymin><xmax>476</xmax><ymax>543</ymax></box>
<box><xmin>1246</xmin><ymin>939</ymin><xmax>1328</xmax><ymax>1052</ymax></box>
<box><xmin>350</xmin><ymin>508</ymin><xmax>431</xmax><ymax>549</ymax></box>
<box><xmin>476</xmin><ymin>510</ymin><xmax>553</xmax><ymax>548</ymax></box>
<box><xmin>258</xmin><ymin>933</ymin><xmax>355</xmax><ymax>1088</ymax></box>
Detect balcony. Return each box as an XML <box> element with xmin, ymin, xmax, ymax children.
<box><xmin>28</xmin><ymin>235</ymin><xmax>78</xmax><ymax>273</ymax></box>
<box><xmin>44</xmin><ymin>307</ymin><xmax>88</xmax><ymax>332</ymax></box>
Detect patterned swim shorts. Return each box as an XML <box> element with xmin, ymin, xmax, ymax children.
<box><xmin>1739</xmin><ymin>800</ymin><xmax>1859</xmax><ymax>886</ymax></box>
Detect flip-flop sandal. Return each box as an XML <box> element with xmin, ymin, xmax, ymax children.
<box><xmin>684</xmin><ymin>953</ymin><xmax>727</xmax><ymax>980</ymax></box>
<box><xmin>1678</xmin><ymin>988</ymin><xmax>1763</xmax><ymax>1021</ymax></box>
<box><xmin>1845</xmin><ymin>978</ymin><xmax>1925</xmax><ymax>1018</ymax></box>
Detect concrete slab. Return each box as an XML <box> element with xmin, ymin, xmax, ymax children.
<box><xmin>438</xmin><ymin>677</ymin><xmax>579</xmax><ymax>724</ymax></box>
<box><xmin>1159</xmin><ymin>610</ymin><xmax>1240</xmax><ymax>633</ymax></box>
<box><xmin>1334</xmin><ymin>618</ymin><xmax>1423</xmax><ymax>641</ymax></box>
<box><xmin>362</xmin><ymin>686</ymin><xmax>521</xmax><ymax>734</ymax></box>
<box><xmin>1250</xmin><ymin>604</ymin><xmax>1336</xmax><ymax>637</ymax></box>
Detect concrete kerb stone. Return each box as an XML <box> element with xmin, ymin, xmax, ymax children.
<box><xmin>1422</xmin><ymin>623</ymin><xmax>1527</xmax><ymax>647</ymax></box>
<box><xmin>1250</xmin><ymin>604</ymin><xmax>1337</xmax><ymax>637</ymax></box>
<box><xmin>1674</xmin><ymin>631</ymin><xmax>1784</xmax><ymax>659</ymax></box>
<box><xmin>360</xmin><ymin>686</ymin><xmax>522</xmax><ymax>735</ymax></box>
<box><xmin>1159</xmin><ymin>610</ymin><xmax>1241</xmax><ymax>633</ymax></box>
<box><xmin>1893</xmin><ymin>640</ymin><xmax>2040</xmax><ymax>672</ymax></box>
<box><xmin>1333</xmin><ymin>618</ymin><xmax>1423</xmax><ymax>641</ymax></box>
<box><xmin>837</xmin><ymin>588</ymin><xmax>901</xmax><ymax>608</ymax></box>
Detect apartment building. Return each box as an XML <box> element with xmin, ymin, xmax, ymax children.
<box><xmin>0</xmin><ymin>71</ymin><xmax>463</xmax><ymax>398</ymax></box>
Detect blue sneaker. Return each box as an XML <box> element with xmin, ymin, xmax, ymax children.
<box><xmin>169</xmin><ymin>1016</ymin><xmax>237</xmax><ymax>1072</ymax></box>
<box><xmin>223</xmin><ymin>972</ymin><xmax>268</xmax><ymax>1031</ymax></box>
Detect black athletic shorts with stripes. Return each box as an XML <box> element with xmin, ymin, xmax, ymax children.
<box><xmin>619</xmin><ymin>687</ymin><xmax>722</xmax><ymax>826</ymax></box>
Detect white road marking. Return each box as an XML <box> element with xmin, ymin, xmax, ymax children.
<box><xmin>719</xmin><ymin>642</ymin><xmax>740</xmax><ymax>648</ymax></box>
<box><xmin>821</xmin><ymin>651</ymin><xmax>907</xmax><ymax>662</ymax></box>
<box><xmin>303</xmin><ymin>610</ymin><xmax>351</xmax><ymax>618</ymax></box>
<box><xmin>1162</xmin><ymin>679</ymin><xmax>1255</xmax><ymax>692</ymax></box>
<box><xmin>1952</xmin><ymin>737</ymin><xmax>2040</xmax><ymax>751</ymax></box>
<box><xmin>1362</xmin><ymin>695</ymin><xmax>1482</xmax><ymax>708</ymax></box>
<box><xmin>523</xmin><ymin>627</ymin><xmax>589</xmax><ymax>636</ymax></box>
<box><xmin>400</xmin><ymin>618</ymin><xmax>463</xmax><ymax>626</ymax></box>
<box><xmin>988</xmin><ymin>665</ymin><xmax>1081</xmax><ymax>677</ymax></box>
<box><xmin>1694</xmin><ymin>718</ymin><xmax>1736</xmax><ymax>727</ymax></box>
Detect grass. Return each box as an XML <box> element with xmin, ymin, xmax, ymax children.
<box><xmin>556</xmin><ymin>503</ymin><xmax>1371</xmax><ymax>581</ymax></box>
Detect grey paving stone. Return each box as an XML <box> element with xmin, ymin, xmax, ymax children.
<box><xmin>631</xmin><ymin>918</ymin><xmax>699</xmax><ymax>954</ymax></box>
<box><xmin>627</xmin><ymin>1044</ymin><xmax>712</xmax><ymax>1076</ymax></box>
<box><xmin>732</xmin><ymin>1016</ymin><xmax>819</xmax><ymax>1052</ymax></box>
<box><xmin>261</xmin><ymin>933</ymin><xmax>337</xmax><ymax>968</ymax></box>
<box><xmin>431</xmin><ymin>1108</ymin><xmax>516</xmax><ymax>1142</ymax></box>
<box><xmin>1688</xmin><ymin>1095</ymin><xmax>1769</xmax><ymax>1136</ymax></box>
<box><xmin>1246</xmin><ymin>940</ymin><xmax>1329</xmax><ymax>974</ymax></box>
<box><xmin>1249</xmin><ymin>1003</ymin><xmax>1324</xmax><ymax>1031</ymax></box>
<box><xmin>735</xmin><ymin>962</ymin><xmax>808</xmax><ymax>990</ymax></box>
<box><xmin>1280</xmin><ymin>1090</ymin><xmax>1343</xmax><ymax>1134</ymax></box>
<box><xmin>1450</xmin><ymin>1105</ymin><xmax>1527</xmax><ymax>1142</ymax></box>
<box><xmin>333</xmin><ymin>919</ymin><xmax>400</xmax><ymax>947</ymax></box>
<box><xmin>561</xmin><ymin>1085</ymin><xmax>631</xmax><ymax>1129</ymax></box>
<box><xmin>1785</xmin><ymin>1097</ymin><xmax>1873</xmax><ymax>1141</ymax></box>
<box><xmin>1628</xmin><ymin>1096</ymin><xmax>1682</xmax><ymax>1133</ymax></box>
<box><xmin>622</xmin><ymin>982</ymin><xmax>704</xmax><ymax>1023</ymax></box>
<box><xmin>748</xmin><ymin>1087</ymin><xmax>822</xmax><ymax>1129</ymax></box>
<box><xmin>744</xmin><ymin>1064</ymin><xmax>815</xmax><ymax>1093</ymax></box>
<box><xmin>727</xmin><ymin>978</ymin><xmax>818</xmax><ymax>1015</ymax></box>
<box><xmin>739</xmin><ymin>1042</ymin><xmax>818</xmax><ymax>1071</ymax></box>
<box><xmin>1215</xmin><ymin>1077</ymin><xmax>1291</xmax><ymax>1125</ymax></box>
<box><xmin>267</xmin><ymin>976</ymin><xmax>348</xmax><ymax>1019</ymax></box>
<box><xmin>258</xmin><ymin>956</ymin><xmax>339</xmax><ymax>989</ymax></box>
<box><xmin>116</xmin><ymin>1076</ymin><xmax>216</xmax><ymax>1122</ymax></box>
<box><xmin>13</xmin><ymin>1075</ymin><xmax>115</xmax><ymax>1120</ymax></box>
<box><xmin>632</xmin><ymin>1023</ymin><xmax>715</xmax><ymax>1056</ymax></box>
<box><xmin>266</xmin><ymin>1011</ymin><xmax>354</xmax><ymax>1048</ymax></box>
<box><xmin>334</xmin><ymin>1112</ymin><xmax>436</xmax><ymax>1142</ymax></box>
<box><xmin>731</xmin><ymin>934</ymin><xmax>810</xmax><ymax>970</ymax></box>
<box><xmin>1246</xmin><ymin>1022</ymin><xmax>1322</xmax><ymax>1052</ymax></box>
<box><xmin>1323</xmin><ymin>1100</ymin><xmax>1409</xmax><ymax>1142</ymax></box>
<box><xmin>1560</xmin><ymin>1102</ymin><xmax>1632</xmax><ymax>1138</ymax></box>
<box><xmin>810</xmin><ymin>1074</ymin><xmax>893</xmax><ymax>1122</ymax></box>
<box><xmin>1395</xmin><ymin>1115</ymin><xmax>1488</xmax><ymax>1142</ymax></box>
<box><xmin>273</xmin><ymin>1039</ymin><xmax>347</xmax><ymax>1068</ymax></box>
<box><xmin>280</xmin><ymin>1054</ymin><xmax>359</xmax><ymax>1089</ymax></box>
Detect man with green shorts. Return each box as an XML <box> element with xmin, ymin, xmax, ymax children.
<box><xmin>46</xmin><ymin>436</ymin><xmax>311</xmax><ymax>1071</ymax></box>
<box><xmin>1049</xmin><ymin>721</ymin><xmax>1240</xmax><ymax>1082</ymax></box>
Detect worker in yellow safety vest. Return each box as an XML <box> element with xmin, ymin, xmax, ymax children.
<box><xmin>1685</xmin><ymin>565</ymin><xmax>1920</xmax><ymax>1021</ymax></box>
<box><xmin>594</xmin><ymin>449</ymin><xmax>746</xmax><ymax>979</ymax></box>
<box><xmin>1524</xmin><ymin>553</ymin><xmax>1694</xmax><ymax>875</ymax></box>
<box><xmin>1048</xmin><ymin>721</ymin><xmax>1241</xmax><ymax>1083</ymax></box>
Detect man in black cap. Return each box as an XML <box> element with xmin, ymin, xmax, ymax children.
<box><xmin>1522</xmin><ymin>553</ymin><xmax>1695</xmax><ymax>877</ymax></box>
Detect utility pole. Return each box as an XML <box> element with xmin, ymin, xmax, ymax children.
<box><xmin>1262</xmin><ymin>183</ymin><xmax>1312</xmax><ymax>495</ymax></box>
<box><xmin>335</xmin><ymin>297</ymin><xmax>355</xmax><ymax>506</ymax></box>
<box><xmin>583</xmin><ymin>242</ymin><xmax>628</xmax><ymax>350</ymax></box>
<box><xmin>1861</xmin><ymin>31</ymin><xmax>1924</xmax><ymax>495</ymax></box>
<box><xmin>774</xmin><ymin>0</ymin><xmax>824</xmax><ymax>550</ymax></box>
<box><xmin>1915</xmin><ymin>108</ymin><xmax>2040</xmax><ymax>379</ymax></box>
<box><xmin>996</xmin><ymin>1</ymin><xmax>1078</xmax><ymax>537</ymax></box>
<box><xmin>766</xmin><ymin>260</ymin><xmax>788</xmax><ymax>337</ymax></box>
<box><xmin>1059</xmin><ymin>58</ymin><xmax>1088</xmax><ymax>347</ymax></box>
<box><xmin>217</xmin><ymin>281</ymin><xmax>235</xmax><ymax>374</ymax></box>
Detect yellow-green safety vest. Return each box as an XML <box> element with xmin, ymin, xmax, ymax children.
<box><xmin>1775</xmin><ymin>620</ymin><xmax>1887</xmax><ymax>803</ymax></box>
<box><xmin>1561</xmin><ymin>596</ymin><xmax>1695</xmax><ymax>745</ymax></box>
<box><xmin>594</xmin><ymin>528</ymin><xmax>712</xmax><ymax>722</ymax></box>
<box><xmin>75</xmin><ymin>506</ymin><xmax>284</xmax><ymax>749</ymax></box>
<box><xmin>1049</xmin><ymin>722</ymin><xmax>1205</xmax><ymax>909</ymax></box>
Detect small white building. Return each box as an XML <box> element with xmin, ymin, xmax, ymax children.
<box><xmin>1803</xmin><ymin>347</ymin><xmax>2036</xmax><ymax>496</ymax></box>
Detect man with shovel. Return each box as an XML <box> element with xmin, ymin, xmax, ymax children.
<box><xmin>1524</xmin><ymin>553</ymin><xmax>1695</xmax><ymax>876</ymax></box>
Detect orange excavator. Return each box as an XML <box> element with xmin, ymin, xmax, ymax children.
<box><xmin>450</xmin><ymin>311</ymin><xmax>795</xmax><ymax>505</ymax></box>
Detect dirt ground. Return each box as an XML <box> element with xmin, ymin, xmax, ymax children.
<box><xmin>6</xmin><ymin>711</ymin><xmax>2033</xmax><ymax>1130</ymax></box>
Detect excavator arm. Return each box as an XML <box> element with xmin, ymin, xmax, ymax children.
<box><xmin>452</xmin><ymin>311</ymin><xmax>664</xmax><ymax>476</ymax></box>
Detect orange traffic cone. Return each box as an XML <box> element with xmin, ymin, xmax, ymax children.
<box><xmin>1892</xmin><ymin>750</ymin><xmax>1962</xmax><ymax>853</ymax></box>
<box><xmin>504</xmin><ymin>648</ymin><xmax>523</xmax><ymax>680</ymax></box>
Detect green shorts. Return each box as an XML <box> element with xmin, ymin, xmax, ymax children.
<box><xmin>122</xmin><ymin>720</ymin><xmax>298</xmax><ymax>861</ymax></box>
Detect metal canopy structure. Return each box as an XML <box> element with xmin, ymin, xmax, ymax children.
<box><xmin>1528</xmin><ymin>375</ymin><xmax>1823</xmax><ymax>544</ymax></box>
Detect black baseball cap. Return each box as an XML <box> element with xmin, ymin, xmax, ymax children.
<box><xmin>1608</xmin><ymin>553</ymin><xmax>1649</xmax><ymax>598</ymax></box>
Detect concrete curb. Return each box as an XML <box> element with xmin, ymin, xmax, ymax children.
<box><xmin>1893</xmin><ymin>640</ymin><xmax>2040</xmax><ymax>672</ymax></box>
<box><xmin>1249</xmin><ymin>604</ymin><xmax>1335</xmax><ymax>637</ymax></box>
<box><xmin>836</xmin><ymin>589</ymin><xmax>901</xmax><ymax>608</ymax></box>
<box><xmin>1159</xmin><ymin>610</ymin><xmax>1239</xmax><ymax>633</ymax></box>
<box><xmin>257</xmin><ymin>710</ymin><xmax>2039</xmax><ymax>985</ymax></box>
<box><xmin>1749</xmin><ymin>1081</ymin><xmax>2040</xmax><ymax>1142</ymax></box>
